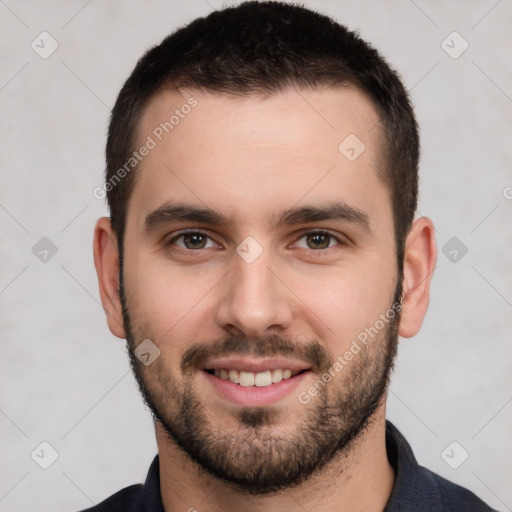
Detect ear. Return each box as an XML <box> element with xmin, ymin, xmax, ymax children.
<box><xmin>93</xmin><ymin>217</ymin><xmax>126</xmax><ymax>339</ymax></box>
<box><xmin>398</xmin><ymin>217</ymin><xmax>437</xmax><ymax>338</ymax></box>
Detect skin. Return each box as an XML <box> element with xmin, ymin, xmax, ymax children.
<box><xmin>94</xmin><ymin>86</ymin><xmax>437</xmax><ymax>511</ymax></box>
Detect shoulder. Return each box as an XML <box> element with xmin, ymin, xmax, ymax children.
<box><xmin>77</xmin><ymin>455</ymin><xmax>162</xmax><ymax>512</ymax></box>
<box><xmin>426</xmin><ymin>468</ymin><xmax>498</xmax><ymax>512</ymax></box>
<box><xmin>385</xmin><ymin>421</ymin><xmax>498</xmax><ymax>511</ymax></box>
<box><xmin>78</xmin><ymin>484</ymin><xmax>144</xmax><ymax>512</ymax></box>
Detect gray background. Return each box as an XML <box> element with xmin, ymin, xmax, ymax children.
<box><xmin>1</xmin><ymin>1</ymin><xmax>511</xmax><ymax>510</ymax></box>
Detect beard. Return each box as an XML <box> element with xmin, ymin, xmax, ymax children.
<box><xmin>120</xmin><ymin>270</ymin><xmax>401</xmax><ymax>495</ymax></box>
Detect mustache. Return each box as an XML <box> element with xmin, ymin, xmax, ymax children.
<box><xmin>181</xmin><ymin>334</ymin><xmax>333</xmax><ymax>374</ymax></box>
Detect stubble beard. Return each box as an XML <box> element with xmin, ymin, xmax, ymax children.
<box><xmin>120</xmin><ymin>270</ymin><xmax>401</xmax><ymax>495</ymax></box>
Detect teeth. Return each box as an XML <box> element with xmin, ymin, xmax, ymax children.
<box><xmin>228</xmin><ymin>369</ymin><xmax>240</xmax><ymax>384</ymax></box>
<box><xmin>239</xmin><ymin>371</ymin><xmax>255</xmax><ymax>386</ymax></box>
<box><xmin>255</xmin><ymin>371</ymin><xmax>272</xmax><ymax>387</ymax></box>
<box><xmin>271</xmin><ymin>369</ymin><xmax>283</xmax><ymax>383</ymax></box>
<box><xmin>211</xmin><ymin>368</ymin><xmax>301</xmax><ymax>387</ymax></box>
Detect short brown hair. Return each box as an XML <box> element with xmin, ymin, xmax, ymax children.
<box><xmin>106</xmin><ymin>1</ymin><xmax>419</xmax><ymax>274</ymax></box>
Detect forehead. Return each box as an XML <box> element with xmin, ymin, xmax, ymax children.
<box><xmin>137</xmin><ymin>85</ymin><xmax>382</xmax><ymax>159</ymax></box>
<box><xmin>129</xmin><ymin>86</ymin><xmax>390</xmax><ymax>234</ymax></box>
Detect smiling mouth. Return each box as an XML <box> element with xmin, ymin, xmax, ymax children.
<box><xmin>204</xmin><ymin>368</ymin><xmax>309</xmax><ymax>387</ymax></box>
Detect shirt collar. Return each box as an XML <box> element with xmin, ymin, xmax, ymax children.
<box><xmin>140</xmin><ymin>455</ymin><xmax>164</xmax><ymax>512</ymax></box>
<box><xmin>384</xmin><ymin>420</ymin><xmax>442</xmax><ymax>511</ymax></box>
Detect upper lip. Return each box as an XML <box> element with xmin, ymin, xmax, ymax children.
<box><xmin>203</xmin><ymin>357</ymin><xmax>311</xmax><ymax>373</ymax></box>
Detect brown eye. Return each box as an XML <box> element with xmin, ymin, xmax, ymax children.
<box><xmin>170</xmin><ymin>231</ymin><xmax>217</xmax><ymax>250</ymax></box>
<box><xmin>293</xmin><ymin>231</ymin><xmax>344</xmax><ymax>251</ymax></box>
<box><xmin>182</xmin><ymin>233</ymin><xmax>208</xmax><ymax>249</ymax></box>
<box><xmin>305</xmin><ymin>232</ymin><xmax>331</xmax><ymax>249</ymax></box>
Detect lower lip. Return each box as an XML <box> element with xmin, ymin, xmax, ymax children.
<box><xmin>202</xmin><ymin>370</ymin><xmax>310</xmax><ymax>407</ymax></box>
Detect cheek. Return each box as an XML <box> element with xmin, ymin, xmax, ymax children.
<box><xmin>124</xmin><ymin>255</ymin><xmax>221</xmax><ymax>343</ymax></box>
<box><xmin>289</xmin><ymin>256</ymin><xmax>396</xmax><ymax>348</ymax></box>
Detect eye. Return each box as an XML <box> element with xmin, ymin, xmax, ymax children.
<box><xmin>294</xmin><ymin>230</ymin><xmax>343</xmax><ymax>250</ymax></box>
<box><xmin>169</xmin><ymin>231</ymin><xmax>218</xmax><ymax>250</ymax></box>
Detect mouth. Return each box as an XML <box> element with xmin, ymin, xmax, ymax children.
<box><xmin>201</xmin><ymin>358</ymin><xmax>312</xmax><ymax>406</ymax></box>
<box><xmin>205</xmin><ymin>368</ymin><xmax>308</xmax><ymax>387</ymax></box>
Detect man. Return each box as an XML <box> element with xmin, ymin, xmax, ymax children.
<box><xmin>90</xmin><ymin>2</ymin><xmax>495</xmax><ymax>510</ymax></box>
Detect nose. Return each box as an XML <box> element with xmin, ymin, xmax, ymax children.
<box><xmin>214</xmin><ymin>248</ymin><xmax>293</xmax><ymax>338</ymax></box>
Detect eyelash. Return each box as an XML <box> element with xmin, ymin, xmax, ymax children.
<box><xmin>165</xmin><ymin>229</ymin><xmax>346</xmax><ymax>252</ymax></box>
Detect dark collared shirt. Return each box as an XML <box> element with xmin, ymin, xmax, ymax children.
<box><xmin>80</xmin><ymin>421</ymin><xmax>496</xmax><ymax>511</ymax></box>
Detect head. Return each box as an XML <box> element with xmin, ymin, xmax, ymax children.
<box><xmin>94</xmin><ymin>1</ymin><xmax>436</xmax><ymax>495</ymax></box>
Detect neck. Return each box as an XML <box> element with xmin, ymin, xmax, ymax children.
<box><xmin>156</xmin><ymin>404</ymin><xmax>394</xmax><ymax>512</ymax></box>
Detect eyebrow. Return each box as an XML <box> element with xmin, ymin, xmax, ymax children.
<box><xmin>144</xmin><ymin>201</ymin><xmax>372</xmax><ymax>234</ymax></box>
<box><xmin>273</xmin><ymin>202</ymin><xmax>372</xmax><ymax>234</ymax></box>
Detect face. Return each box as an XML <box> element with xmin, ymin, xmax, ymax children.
<box><xmin>119</xmin><ymin>86</ymin><xmax>401</xmax><ymax>493</ymax></box>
